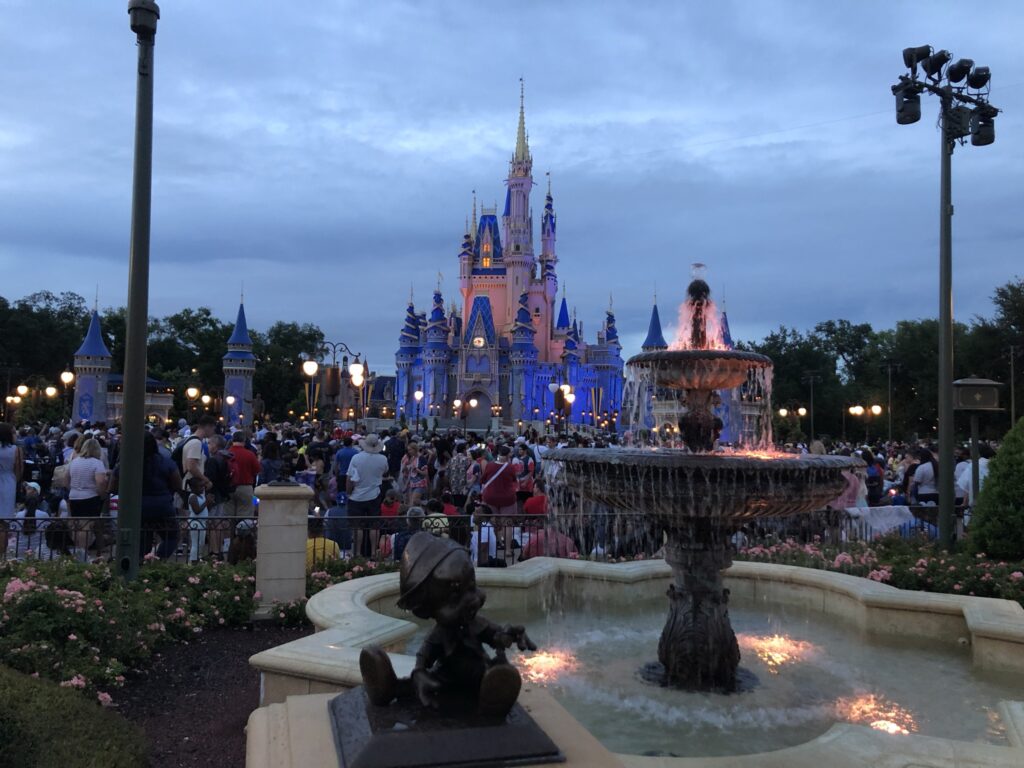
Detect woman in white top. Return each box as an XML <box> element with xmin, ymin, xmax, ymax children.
<box><xmin>910</xmin><ymin>446</ymin><xmax>940</xmax><ymax>505</ymax></box>
<box><xmin>68</xmin><ymin>438</ymin><xmax>108</xmax><ymax>551</ymax></box>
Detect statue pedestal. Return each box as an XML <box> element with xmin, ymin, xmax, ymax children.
<box><xmin>246</xmin><ymin>687</ymin><xmax>623</xmax><ymax>768</ymax></box>
<box><xmin>252</xmin><ymin>483</ymin><xmax>312</xmax><ymax>620</ymax></box>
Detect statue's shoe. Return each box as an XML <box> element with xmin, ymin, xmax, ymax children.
<box><xmin>359</xmin><ymin>646</ymin><xmax>398</xmax><ymax>706</ymax></box>
<box><xmin>477</xmin><ymin>663</ymin><xmax>522</xmax><ymax>719</ymax></box>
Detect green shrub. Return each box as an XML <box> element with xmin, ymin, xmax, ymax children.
<box><xmin>969</xmin><ymin>417</ymin><xmax>1024</xmax><ymax>559</ymax></box>
<box><xmin>0</xmin><ymin>665</ymin><xmax>146</xmax><ymax>768</ymax></box>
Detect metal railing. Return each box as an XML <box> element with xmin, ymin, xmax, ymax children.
<box><xmin>1</xmin><ymin>505</ymin><xmax>963</xmax><ymax>566</ymax></box>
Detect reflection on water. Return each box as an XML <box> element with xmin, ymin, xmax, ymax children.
<box><xmin>835</xmin><ymin>693</ymin><xmax>917</xmax><ymax>735</ymax></box>
<box><xmin>517</xmin><ymin>649</ymin><xmax>579</xmax><ymax>684</ymax></box>
<box><xmin>737</xmin><ymin>633</ymin><xmax>817</xmax><ymax>674</ymax></box>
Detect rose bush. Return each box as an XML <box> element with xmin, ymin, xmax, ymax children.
<box><xmin>734</xmin><ymin>533</ymin><xmax>1024</xmax><ymax>605</ymax></box>
<box><xmin>0</xmin><ymin>556</ymin><xmax>398</xmax><ymax>701</ymax></box>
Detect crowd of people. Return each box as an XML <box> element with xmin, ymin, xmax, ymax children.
<box><xmin>0</xmin><ymin>414</ymin><xmax>1002</xmax><ymax>565</ymax></box>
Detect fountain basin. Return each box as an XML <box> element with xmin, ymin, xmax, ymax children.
<box><xmin>545</xmin><ymin>449</ymin><xmax>861</xmax><ymax>523</ymax></box>
<box><xmin>248</xmin><ymin>559</ymin><xmax>1024</xmax><ymax>767</ymax></box>
<box><xmin>627</xmin><ymin>349</ymin><xmax>771</xmax><ymax>392</ymax></box>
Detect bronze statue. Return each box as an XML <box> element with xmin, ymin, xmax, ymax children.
<box><xmin>360</xmin><ymin>532</ymin><xmax>536</xmax><ymax>719</ymax></box>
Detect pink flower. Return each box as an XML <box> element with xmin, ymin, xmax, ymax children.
<box><xmin>143</xmin><ymin>552</ymin><xmax>159</xmax><ymax>562</ymax></box>
<box><xmin>833</xmin><ymin>553</ymin><xmax>854</xmax><ymax>568</ymax></box>
<box><xmin>253</xmin><ymin>591</ymin><xmax>262</xmax><ymax>600</ymax></box>
<box><xmin>60</xmin><ymin>674</ymin><xmax>87</xmax><ymax>689</ymax></box>
<box><xmin>953</xmin><ymin>583</ymin><xmax>962</xmax><ymax>591</ymax></box>
<box><xmin>97</xmin><ymin>691</ymin><xmax>113</xmax><ymax>706</ymax></box>
<box><xmin>68</xmin><ymin>633</ymin><xmax>78</xmax><ymax>641</ymax></box>
<box><xmin>1009</xmin><ymin>572</ymin><xmax>1024</xmax><ymax>583</ymax></box>
<box><xmin>187</xmin><ymin>576</ymin><xmax>200</xmax><ymax>585</ymax></box>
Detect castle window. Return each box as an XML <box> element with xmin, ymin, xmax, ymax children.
<box><xmin>482</xmin><ymin>256</ymin><xmax>491</xmax><ymax>268</ymax></box>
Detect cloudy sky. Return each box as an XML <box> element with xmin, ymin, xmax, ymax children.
<box><xmin>1</xmin><ymin>1</ymin><xmax>1022</xmax><ymax>373</ymax></box>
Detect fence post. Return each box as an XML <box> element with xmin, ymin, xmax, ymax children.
<box><xmin>253</xmin><ymin>482</ymin><xmax>312</xmax><ymax>620</ymax></box>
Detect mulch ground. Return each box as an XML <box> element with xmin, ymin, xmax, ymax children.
<box><xmin>117</xmin><ymin>623</ymin><xmax>311</xmax><ymax>768</ymax></box>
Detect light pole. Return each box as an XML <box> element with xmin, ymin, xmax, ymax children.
<box><xmin>185</xmin><ymin>386</ymin><xmax>199</xmax><ymax>422</ymax></box>
<box><xmin>892</xmin><ymin>45</ymin><xmax>999</xmax><ymax>548</ymax></box>
<box><xmin>468</xmin><ymin>397</ymin><xmax>478</xmax><ymax>433</ymax></box>
<box><xmin>60</xmin><ymin>370</ymin><xmax>74</xmax><ymax>420</ymax></box>
<box><xmin>413</xmin><ymin>389</ymin><xmax>424</xmax><ymax>433</ymax></box>
<box><xmin>801</xmin><ymin>371</ymin><xmax>821</xmax><ymax>441</ymax></box>
<box><xmin>118</xmin><ymin>0</ymin><xmax>161</xmax><ymax>581</ymax></box>
<box><xmin>880</xmin><ymin>358</ymin><xmax>902</xmax><ymax>442</ymax></box>
<box><xmin>302</xmin><ymin>359</ymin><xmax>319</xmax><ymax>423</ymax></box>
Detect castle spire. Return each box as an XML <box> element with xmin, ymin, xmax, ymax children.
<box><xmin>471</xmin><ymin>190</ymin><xmax>478</xmax><ymax>234</ymax></box>
<box><xmin>642</xmin><ymin>301</ymin><xmax>668</xmax><ymax>351</ymax></box>
<box><xmin>514</xmin><ymin>78</ymin><xmax>530</xmax><ymax>163</ymax></box>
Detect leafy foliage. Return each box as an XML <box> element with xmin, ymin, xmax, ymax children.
<box><xmin>969</xmin><ymin>416</ymin><xmax>1024</xmax><ymax>559</ymax></box>
<box><xmin>0</xmin><ymin>665</ymin><xmax>147</xmax><ymax>768</ymax></box>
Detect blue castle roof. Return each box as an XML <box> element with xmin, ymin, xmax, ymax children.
<box><xmin>605</xmin><ymin>309</ymin><xmax>619</xmax><ymax>344</ymax></box>
<box><xmin>473</xmin><ymin>214</ymin><xmax>504</xmax><ymax>266</ymax></box>
<box><xmin>721</xmin><ymin>310</ymin><xmax>734</xmax><ymax>349</ymax></box>
<box><xmin>227</xmin><ymin>303</ymin><xmax>253</xmax><ymax>346</ymax></box>
<box><xmin>642</xmin><ymin>303</ymin><xmax>668</xmax><ymax>350</ymax></box>
<box><xmin>75</xmin><ymin>311</ymin><xmax>111</xmax><ymax>358</ymax></box>
<box><xmin>399</xmin><ymin>302</ymin><xmax>421</xmax><ymax>350</ymax></box>
<box><xmin>555</xmin><ymin>297</ymin><xmax>570</xmax><ymax>330</ymax></box>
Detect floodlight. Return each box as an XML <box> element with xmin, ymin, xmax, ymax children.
<box><xmin>967</xmin><ymin>66</ymin><xmax>990</xmax><ymax>89</ymax></box>
<box><xmin>301</xmin><ymin>359</ymin><xmax>319</xmax><ymax>377</ymax></box>
<box><xmin>778</xmin><ymin>408</ymin><xmax>788</xmax><ymax>417</ymax></box>
<box><xmin>895</xmin><ymin>86</ymin><xmax>921</xmax><ymax>125</ymax></box>
<box><xmin>902</xmin><ymin>45</ymin><xmax>931</xmax><ymax>71</ymax></box>
<box><xmin>921</xmin><ymin>50</ymin><xmax>951</xmax><ymax>80</ymax></box>
<box><xmin>946</xmin><ymin>58</ymin><xmax>974</xmax><ymax>84</ymax></box>
<box><xmin>971</xmin><ymin>111</ymin><xmax>995</xmax><ymax>146</ymax></box>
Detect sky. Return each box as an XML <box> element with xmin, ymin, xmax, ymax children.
<box><xmin>1</xmin><ymin>1</ymin><xmax>1022</xmax><ymax>374</ymax></box>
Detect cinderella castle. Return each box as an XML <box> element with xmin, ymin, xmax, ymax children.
<box><xmin>395</xmin><ymin>87</ymin><xmax>624</xmax><ymax>431</ymax></box>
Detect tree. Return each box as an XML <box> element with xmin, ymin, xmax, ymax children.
<box><xmin>968</xmin><ymin>417</ymin><xmax>1024</xmax><ymax>559</ymax></box>
<box><xmin>252</xmin><ymin>322</ymin><xmax>325</xmax><ymax>420</ymax></box>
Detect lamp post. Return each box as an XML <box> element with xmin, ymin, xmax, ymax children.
<box><xmin>118</xmin><ymin>0</ymin><xmax>161</xmax><ymax>581</ymax></box>
<box><xmin>892</xmin><ymin>45</ymin><xmax>999</xmax><ymax>548</ymax></box>
<box><xmin>953</xmin><ymin>376</ymin><xmax>1003</xmax><ymax>511</ymax></box>
<box><xmin>801</xmin><ymin>371</ymin><xmax>821</xmax><ymax>441</ymax></box>
<box><xmin>185</xmin><ymin>386</ymin><xmax>199</xmax><ymax>422</ymax></box>
<box><xmin>468</xmin><ymin>397</ymin><xmax>478</xmax><ymax>433</ymax></box>
<box><xmin>302</xmin><ymin>359</ymin><xmax>319</xmax><ymax>423</ymax></box>
<box><xmin>60</xmin><ymin>370</ymin><xmax>74</xmax><ymax>420</ymax></box>
<box><xmin>413</xmin><ymin>389</ymin><xmax>424</xmax><ymax>433</ymax></box>
<box><xmin>453</xmin><ymin>398</ymin><xmax>463</xmax><ymax>433</ymax></box>
<box><xmin>880</xmin><ymin>358</ymin><xmax>903</xmax><ymax>442</ymax></box>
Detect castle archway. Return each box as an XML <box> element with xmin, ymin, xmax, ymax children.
<box><xmin>464</xmin><ymin>391</ymin><xmax>492</xmax><ymax>432</ymax></box>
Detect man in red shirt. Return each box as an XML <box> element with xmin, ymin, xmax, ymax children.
<box><xmin>523</xmin><ymin>481</ymin><xmax>547</xmax><ymax>516</ymax></box>
<box><xmin>481</xmin><ymin>445</ymin><xmax>518</xmax><ymax>516</ymax></box>
<box><xmin>227</xmin><ymin>431</ymin><xmax>261</xmax><ymax>519</ymax></box>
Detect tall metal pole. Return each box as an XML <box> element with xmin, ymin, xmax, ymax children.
<box><xmin>970</xmin><ymin>413</ymin><xmax>980</xmax><ymax>510</ymax></box>
<box><xmin>809</xmin><ymin>378</ymin><xmax>815</xmax><ymax>441</ymax></box>
<box><xmin>117</xmin><ymin>0</ymin><xmax>160</xmax><ymax>581</ymax></box>
<box><xmin>937</xmin><ymin>98</ymin><xmax>956</xmax><ymax>549</ymax></box>
<box><xmin>887</xmin><ymin>362</ymin><xmax>893</xmax><ymax>442</ymax></box>
<box><xmin>1011</xmin><ymin>345</ymin><xmax>1018</xmax><ymax>427</ymax></box>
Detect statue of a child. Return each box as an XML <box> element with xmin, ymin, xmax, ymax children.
<box><xmin>360</xmin><ymin>532</ymin><xmax>536</xmax><ymax>719</ymax></box>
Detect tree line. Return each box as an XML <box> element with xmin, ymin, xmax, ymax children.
<box><xmin>0</xmin><ymin>291</ymin><xmax>323</xmax><ymax>421</ymax></box>
<box><xmin>1</xmin><ymin>276</ymin><xmax>1021</xmax><ymax>432</ymax></box>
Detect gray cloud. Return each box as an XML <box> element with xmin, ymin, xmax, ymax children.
<box><xmin>1</xmin><ymin>0</ymin><xmax>1022</xmax><ymax>373</ymax></box>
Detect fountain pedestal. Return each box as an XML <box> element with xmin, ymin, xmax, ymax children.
<box><xmin>654</xmin><ymin>524</ymin><xmax>740</xmax><ymax>691</ymax></box>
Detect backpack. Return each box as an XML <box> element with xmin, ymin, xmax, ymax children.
<box><xmin>171</xmin><ymin>436</ymin><xmax>201</xmax><ymax>476</ymax></box>
<box><xmin>206</xmin><ymin>451</ymin><xmax>237</xmax><ymax>501</ymax></box>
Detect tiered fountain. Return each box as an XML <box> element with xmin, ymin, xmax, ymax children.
<box><xmin>547</xmin><ymin>277</ymin><xmax>860</xmax><ymax>692</ymax></box>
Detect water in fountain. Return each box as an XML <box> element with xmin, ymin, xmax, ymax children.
<box><xmin>546</xmin><ymin>278</ymin><xmax>861</xmax><ymax>692</ymax></box>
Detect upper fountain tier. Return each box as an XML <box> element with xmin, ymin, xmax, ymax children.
<box><xmin>628</xmin><ymin>349</ymin><xmax>771</xmax><ymax>392</ymax></box>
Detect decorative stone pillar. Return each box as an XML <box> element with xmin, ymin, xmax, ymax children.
<box><xmin>254</xmin><ymin>482</ymin><xmax>312</xmax><ymax>621</ymax></box>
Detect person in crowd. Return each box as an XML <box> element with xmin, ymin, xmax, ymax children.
<box><xmin>259</xmin><ymin>438</ymin><xmax>283</xmax><ymax>484</ymax></box>
<box><xmin>306</xmin><ymin>515</ymin><xmax>341</xmax><ymax>569</ymax></box>
<box><xmin>186</xmin><ymin>475</ymin><xmax>211</xmax><ymax>563</ymax></box>
<box><xmin>447</xmin><ymin>442</ymin><xmax>471</xmax><ymax>510</ymax></box>
<box><xmin>469</xmin><ymin>500</ymin><xmax>498</xmax><ymax>567</ymax></box>
<box><xmin>519</xmin><ymin>513</ymin><xmax>579</xmax><ymax>561</ymax></box>
<box><xmin>181</xmin><ymin>414</ymin><xmax>216</xmax><ymax>495</ymax></box>
<box><xmin>204</xmin><ymin>433</ymin><xmax>235</xmax><ymax>558</ymax></box>
<box><xmin>0</xmin><ymin>423</ymin><xmax>22</xmax><ymax>517</ymax></box>
<box><xmin>228</xmin><ymin>431</ymin><xmax>260</xmax><ymax>518</ymax></box>
<box><xmin>515</xmin><ymin>441</ymin><xmax>536</xmax><ymax>512</ymax></box>
<box><xmin>347</xmin><ymin>434</ymin><xmax>388</xmax><ymax>557</ymax></box>
<box><xmin>68</xmin><ymin>437</ymin><xmax>108</xmax><ymax>550</ymax></box>
<box><xmin>110</xmin><ymin>431</ymin><xmax>180</xmax><ymax>560</ymax></box>
<box><xmin>911</xmin><ymin>446</ymin><xmax>940</xmax><ymax>505</ymax></box>
<box><xmin>400</xmin><ymin>441</ymin><xmax>429</xmax><ymax>500</ymax></box>
<box><xmin>481</xmin><ymin>445</ymin><xmax>518</xmax><ymax>516</ymax></box>
<box><xmin>392</xmin><ymin>505</ymin><xmax>425</xmax><ymax>562</ymax></box>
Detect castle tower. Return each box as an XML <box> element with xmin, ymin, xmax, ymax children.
<box><xmin>72</xmin><ymin>310</ymin><xmax>112</xmax><ymax>423</ymax></box>
<box><xmin>222</xmin><ymin>303</ymin><xmax>255</xmax><ymax>428</ymax></box>
<box><xmin>503</xmin><ymin>82</ymin><xmax>535</xmax><ymax>328</ymax></box>
<box><xmin>509</xmin><ymin>292</ymin><xmax>539</xmax><ymax>420</ymax></box>
<box><xmin>422</xmin><ymin>289</ymin><xmax>451</xmax><ymax>417</ymax></box>
<box><xmin>395</xmin><ymin>300</ymin><xmax>422</xmax><ymax>421</ymax></box>
<box><xmin>642</xmin><ymin>301</ymin><xmax>669</xmax><ymax>351</ymax></box>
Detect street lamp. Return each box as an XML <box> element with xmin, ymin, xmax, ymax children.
<box><xmin>413</xmin><ymin>389</ymin><xmax>424</xmax><ymax>433</ymax></box>
<box><xmin>778</xmin><ymin>408</ymin><xmax>788</xmax><ymax>418</ymax></box>
<box><xmin>302</xmin><ymin>359</ymin><xmax>319</xmax><ymax>422</ymax></box>
<box><xmin>797</xmin><ymin>407</ymin><xmax>807</xmax><ymax>417</ymax></box>
<box><xmin>60</xmin><ymin>370</ymin><xmax>74</xmax><ymax>419</ymax></box>
<box><xmin>44</xmin><ymin>386</ymin><xmax>57</xmax><ymax>398</ymax></box>
<box><xmin>15</xmin><ymin>385</ymin><xmax>28</xmax><ymax>397</ymax></box>
<box><xmin>892</xmin><ymin>44</ymin><xmax>999</xmax><ymax>548</ymax></box>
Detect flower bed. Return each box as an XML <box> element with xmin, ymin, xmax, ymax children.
<box><xmin>0</xmin><ymin>556</ymin><xmax>398</xmax><ymax>702</ymax></box>
<box><xmin>734</xmin><ymin>534</ymin><xmax>1024</xmax><ymax>605</ymax></box>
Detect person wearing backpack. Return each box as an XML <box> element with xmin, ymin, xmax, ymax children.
<box><xmin>204</xmin><ymin>433</ymin><xmax>235</xmax><ymax>559</ymax></box>
<box><xmin>172</xmin><ymin>414</ymin><xmax>216</xmax><ymax>493</ymax></box>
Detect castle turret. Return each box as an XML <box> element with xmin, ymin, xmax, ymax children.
<box><xmin>642</xmin><ymin>301</ymin><xmax>669</xmax><ymax>351</ymax></box>
<box><xmin>73</xmin><ymin>310</ymin><xmax>112</xmax><ymax>423</ymax></box>
<box><xmin>423</xmin><ymin>289</ymin><xmax>451</xmax><ymax>417</ymax></box>
<box><xmin>395</xmin><ymin>300</ymin><xmax>422</xmax><ymax>421</ymax></box>
<box><xmin>222</xmin><ymin>303</ymin><xmax>255</xmax><ymax>427</ymax></box>
<box><xmin>503</xmin><ymin>82</ymin><xmax>535</xmax><ymax>329</ymax></box>
<box><xmin>509</xmin><ymin>292</ymin><xmax>539</xmax><ymax>420</ymax></box>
